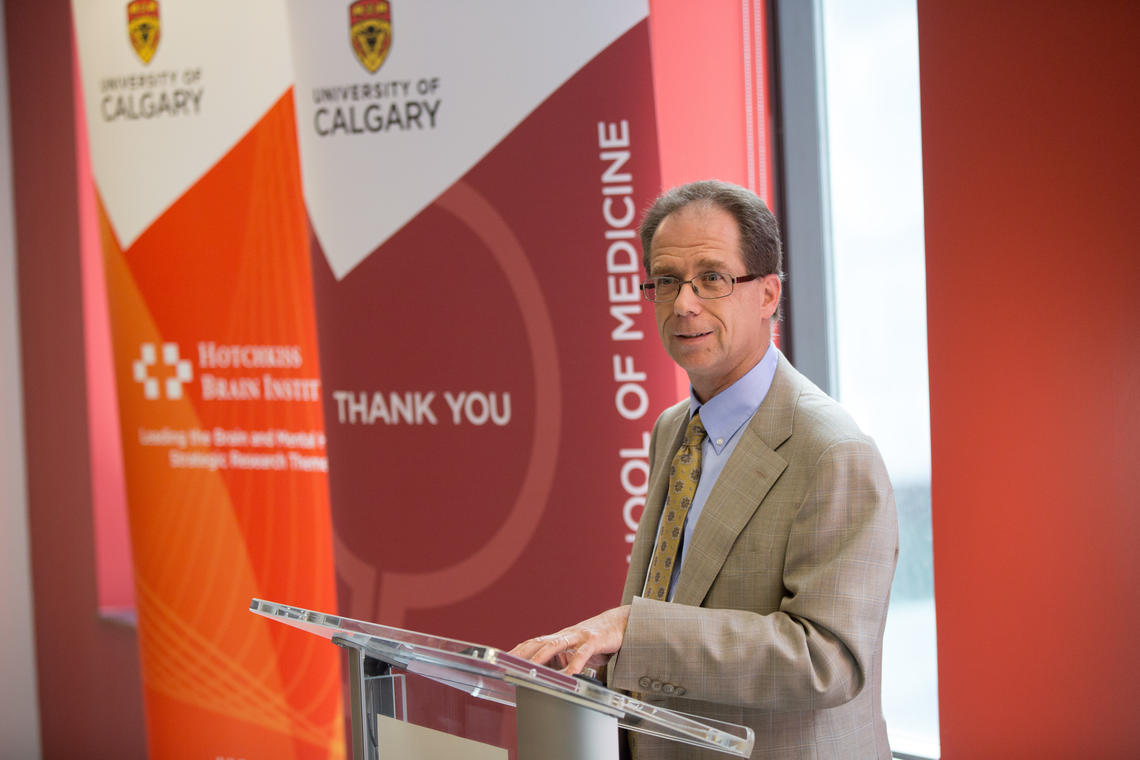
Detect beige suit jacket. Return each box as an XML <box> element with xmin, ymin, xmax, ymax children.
<box><xmin>609</xmin><ymin>354</ymin><xmax>898</xmax><ymax>759</ymax></box>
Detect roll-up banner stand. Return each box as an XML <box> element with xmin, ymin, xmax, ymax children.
<box><xmin>72</xmin><ymin>0</ymin><xmax>675</xmax><ymax>754</ymax></box>
<box><xmin>286</xmin><ymin>0</ymin><xmax>675</xmax><ymax>647</ymax></box>
<box><xmin>72</xmin><ymin>2</ymin><xmax>343</xmax><ymax>758</ymax></box>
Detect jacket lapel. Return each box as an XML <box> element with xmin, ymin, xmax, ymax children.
<box><xmin>621</xmin><ymin>401</ymin><xmax>689</xmax><ymax>604</ymax></box>
<box><xmin>672</xmin><ymin>355</ymin><xmax>801</xmax><ymax>606</ymax></box>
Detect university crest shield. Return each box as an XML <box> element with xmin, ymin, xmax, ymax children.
<box><xmin>349</xmin><ymin>1</ymin><xmax>392</xmax><ymax>74</ymax></box>
<box><xmin>126</xmin><ymin>0</ymin><xmax>160</xmax><ymax>64</ymax></box>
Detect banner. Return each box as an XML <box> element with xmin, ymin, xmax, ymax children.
<box><xmin>72</xmin><ymin>1</ymin><xmax>342</xmax><ymax>758</ymax></box>
<box><xmin>286</xmin><ymin>0</ymin><xmax>677</xmax><ymax>653</ymax></box>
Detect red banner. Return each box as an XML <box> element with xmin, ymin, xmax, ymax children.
<box><xmin>287</xmin><ymin>2</ymin><xmax>673</xmax><ymax>649</ymax></box>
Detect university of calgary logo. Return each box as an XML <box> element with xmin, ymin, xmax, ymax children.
<box><xmin>349</xmin><ymin>1</ymin><xmax>392</xmax><ymax>74</ymax></box>
<box><xmin>126</xmin><ymin>0</ymin><xmax>160</xmax><ymax>64</ymax></box>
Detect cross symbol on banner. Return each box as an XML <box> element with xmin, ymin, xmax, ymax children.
<box><xmin>133</xmin><ymin>342</ymin><xmax>193</xmax><ymax>400</ymax></box>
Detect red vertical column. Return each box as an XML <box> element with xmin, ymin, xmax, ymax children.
<box><xmin>919</xmin><ymin>2</ymin><xmax>1140</xmax><ymax>755</ymax></box>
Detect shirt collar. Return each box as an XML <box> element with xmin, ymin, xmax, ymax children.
<box><xmin>689</xmin><ymin>343</ymin><xmax>779</xmax><ymax>453</ymax></box>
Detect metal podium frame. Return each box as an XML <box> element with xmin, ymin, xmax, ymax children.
<box><xmin>250</xmin><ymin>598</ymin><xmax>754</xmax><ymax>759</ymax></box>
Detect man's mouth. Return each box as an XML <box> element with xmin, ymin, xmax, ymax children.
<box><xmin>676</xmin><ymin>330</ymin><xmax>713</xmax><ymax>340</ymax></box>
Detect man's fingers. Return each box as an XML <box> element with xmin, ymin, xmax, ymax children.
<box><xmin>510</xmin><ymin>632</ymin><xmax>576</xmax><ymax>666</ymax></box>
<box><xmin>511</xmin><ymin>607</ymin><xmax>630</xmax><ymax>672</ymax></box>
<box><xmin>507</xmin><ymin>639</ymin><xmax>542</xmax><ymax>661</ymax></box>
<box><xmin>562</xmin><ymin>640</ymin><xmax>596</xmax><ymax>676</ymax></box>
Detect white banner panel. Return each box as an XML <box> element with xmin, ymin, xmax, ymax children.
<box><xmin>72</xmin><ymin>0</ymin><xmax>293</xmax><ymax>246</ymax></box>
<box><xmin>287</xmin><ymin>0</ymin><xmax>648</xmax><ymax>279</ymax></box>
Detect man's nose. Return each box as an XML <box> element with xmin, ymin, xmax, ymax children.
<box><xmin>672</xmin><ymin>280</ymin><xmax>702</xmax><ymax>314</ymax></box>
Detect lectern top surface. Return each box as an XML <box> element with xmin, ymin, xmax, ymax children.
<box><xmin>249</xmin><ymin>598</ymin><xmax>753</xmax><ymax>757</ymax></box>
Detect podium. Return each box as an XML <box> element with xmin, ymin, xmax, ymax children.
<box><xmin>250</xmin><ymin>598</ymin><xmax>753</xmax><ymax>759</ymax></box>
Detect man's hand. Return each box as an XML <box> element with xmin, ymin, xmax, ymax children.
<box><xmin>509</xmin><ymin>605</ymin><xmax>632</xmax><ymax>676</ymax></box>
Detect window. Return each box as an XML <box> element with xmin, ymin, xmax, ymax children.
<box><xmin>819</xmin><ymin>1</ymin><xmax>939</xmax><ymax>756</ymax></box>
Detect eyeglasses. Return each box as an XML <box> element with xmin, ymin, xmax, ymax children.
<box><xmin>639</xmin><ymin>271</ymin><xmax>762</xmax><ymax>303</ymax></box>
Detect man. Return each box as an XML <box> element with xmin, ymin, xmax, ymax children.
<box><xmin>511</xmin><ymin>180</ymin><xmax>898</xmax><ymax>759</ymax></box>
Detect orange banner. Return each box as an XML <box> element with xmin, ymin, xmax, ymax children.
<box><xmin>72</xmin><ymin>1</ymin><xmax>343</xmax><ymax>757</ymax></box>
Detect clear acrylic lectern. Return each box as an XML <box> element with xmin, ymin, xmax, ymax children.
<box><xmin>250</xmin><ymin>598</ymin><xmax>753</xmax><ymax>759</ymax></box>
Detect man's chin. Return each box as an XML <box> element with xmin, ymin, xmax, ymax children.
<box><xmin>670</xmin><ymin>355</ymin><xmax>717</xmax><ymax>383</ymax></box>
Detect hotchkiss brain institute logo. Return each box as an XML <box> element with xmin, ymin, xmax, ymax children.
<box><xmin>350</xmin><ymin>1</ymin><xmax>392</xmax><ymax>73</ymax></box>
<box><xmin>134</xmin><ymin>342</ymin><xmax>193</xmax><ymax>400</ymax></box>
<box><xmin>126</xmin><ymin>0</ymin><xmax>161</xmax><ymax>64</ymax></box>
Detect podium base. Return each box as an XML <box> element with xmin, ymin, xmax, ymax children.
<box><xmin>515</xmin><ymin>686</ymin><xmax>619</xmax><ymax>760</ymax></box>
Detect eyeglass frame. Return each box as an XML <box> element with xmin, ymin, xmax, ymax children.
<box><xmin>638</xmin><ymin>271</ymin><xmax>764</xmax><ymax>303</ymax></box>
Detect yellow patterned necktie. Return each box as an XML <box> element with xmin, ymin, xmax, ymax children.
<box><xmin>643</xmin><ymin>412</ymin><xmax>706</xmax><ymax>601</ymax></box>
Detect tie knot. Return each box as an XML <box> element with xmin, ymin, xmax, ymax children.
<box><xmin>684</xmin><ymin>412</ymin><xmax>706</xmax><ymax>446</ymax></box>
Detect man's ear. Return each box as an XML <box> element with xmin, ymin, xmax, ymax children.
<box><xmin>760</xmin><ymin>274</ymin><xmax>782</xmax><ymax>319</ymax></box>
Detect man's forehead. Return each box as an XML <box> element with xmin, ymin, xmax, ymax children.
<box><xmin>649</xmin><ymin>209</ymin><xmax>744</xmax><ymax>273</ymax></box>
<box><xmin>652</xmin><ymin>202</ymin><xmax>737</xmax><ymax>242</ymax></box>
<box><xmin>649</xmin><ymin>252</ymin><xmax>738</xmax><ymax>274</ymax></box>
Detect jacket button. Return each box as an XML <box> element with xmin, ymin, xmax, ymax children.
<box><xmin>638</xmin><ymin>677</ymin><xmax>652</xmax><ymax>689</ymax></box>
<box><xmin>662</xmin><ymin>683</ymin><xmax>675</xmax><ymax>695</ymax></box>
<box><xmin>675</xmin><ymin>687</ymin><xmax>686</xmax><ymax>696</ymax></box>
<box><xmin>651</xmin><ymin>680</ymin><xmax>662</xmax><ymax>691</ymax></box>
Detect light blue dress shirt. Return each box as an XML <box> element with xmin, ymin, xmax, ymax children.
<box><xmin>663</xmin><ymin>343</ymin><xmax>780</xmax><ymax>600</ymax></box>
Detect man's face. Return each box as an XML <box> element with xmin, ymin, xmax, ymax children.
<box><xmin>649</xmin><ymin>203</ymin><xmax>780</xmax><ymax>402</ymax></box>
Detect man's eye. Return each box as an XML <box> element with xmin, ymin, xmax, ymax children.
<box><xmin>655</xmin><ymin>276</ymin><xmax>680</xmax><ymax>286</ymax></box>
<box><xmin>700</xmin><ymin>272</ymin><xmax>726</xmax><ymax>282</ymax></box>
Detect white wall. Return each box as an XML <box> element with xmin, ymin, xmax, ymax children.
<box><xmin>0</xmin><ymin>0</ymin><xmax>43</xmax><ymax>756</ymax></box>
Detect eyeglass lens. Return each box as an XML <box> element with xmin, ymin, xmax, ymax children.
<box><xmin>642</xmin><ymin>272</ymin><xmax>735</xmax><ymax>302</ymax></box>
